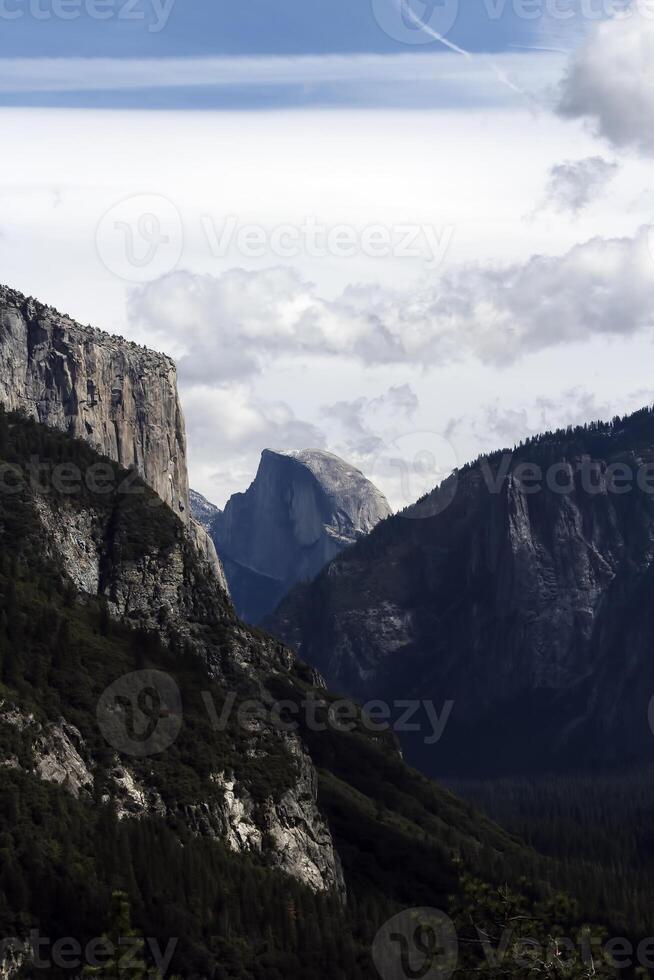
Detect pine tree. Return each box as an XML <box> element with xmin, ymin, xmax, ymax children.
<box><xmin>83</xmin><ymin>891</ymin><xmax>154</xmax><ymax>979</ymax></box>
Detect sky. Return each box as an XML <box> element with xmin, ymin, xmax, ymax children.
<box><xmin>3</xmin><ymin>0</ymin><xmax>654</xmax><ymax>509</ymax></box>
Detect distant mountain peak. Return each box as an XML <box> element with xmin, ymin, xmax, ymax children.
<box><xmin>189</xmin><ymin>488</ymin><xmax>222</xmax><ymax>532</ymax></box>
<box><xmin>209</xmin><ymin>447</ymin><xmax>391</xmax><ymax>623</ymax></box>
<box><xmin>267</xmin><ymin>404</ymin><xmax>654</xmax><ymax>776</ymax></box>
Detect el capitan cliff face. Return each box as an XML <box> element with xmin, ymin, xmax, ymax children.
<box><xmin>0</xmin><ymin>284</ymin><xmax>343</xmax><ymax>896</ymax></box>
<box><xmin>0</xmin><ymin>285</ymin><xmax>189</xmax><ymax>519</ymax></box>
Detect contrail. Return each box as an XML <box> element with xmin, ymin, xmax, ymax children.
<box><xmin>400</xmin><ymin>2</ymin><xmax>472</xmax><ymax>57</ymax></box>
<box><xmin>509</xmin><ymin>42</ymin><xmax>571</xmax><ymax>53</ymax></box>
<box><xmin>398</xmin><ymin>0</ymin><xmax>539</xmax><ymax>107</ymax></box>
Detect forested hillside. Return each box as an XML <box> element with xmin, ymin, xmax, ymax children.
<box><xmin>269</xmin><ymin>405</ymin><xmax>654</xmax><ymax>775</ymax></box>
<box><xmin>0</xmin><ymin>408</ymin><xmax>614</xmax><ymax>978</ymax></box>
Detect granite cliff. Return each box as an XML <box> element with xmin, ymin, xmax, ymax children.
<box><xmin>0</xmin><ymin>284</ymin><xmax>188</xmax><ymax>518</ymax></box>
<box><xmin>0</xmin><ymin>408</ymin><xmax>556</xmax><ymax>977</ymax></box>
<box><xmin>189</xmin><ymin>488</ymin><xmax>221</xmax><ymax>532</ymax></box>
<box><xmin>0</xmin><ymin>289</ymin><xmax>626</xmax><ymax>975</ymax></box>
<box><xmin>0</xmin><ymin>284</ymin><xmax>229</xmax><ymax>591</ymax></box>
<box><xmin>268</xmin><ymin>407</ymin><xmax>654</xmax><ymax>776</ymax></box>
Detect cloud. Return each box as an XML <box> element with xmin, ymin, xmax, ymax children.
<box><xmin>539</xmin><ymin>156</ymin><xmax>619</xmax><ymax>214</ymax></box>
<box><xmin>322</xmin><ymin>384</ymin><xmax>418</xmax><ymax>459</ymax></box>
<box><xmin>0</xmin><ymin>52</ymin><xmax>562</xmax><ymax>109</ymax></box>
<box><xmin>323</xmin><ymin>384</ymin><xmax>418</xmax><ymax>439</ymax></box>
<box><xmin>444</xmin><ymin>386</ymin><xmax>654</xmax><ymax>459</ymax></box>
<box><xmin>320</xmin><ymin>384</ymin><xmax>439</xmax><ymax>510</ymax></box>
<box><xmin>557</xmin><ymin>14</ymin><xmax>654</xmax><ymax>155</ymax></box>
<box><xmin>181</xmin><ymin>383</ymin><xmax>326</xmax><ymax>506</ymax></box>
<box><xmin>130</xmin><ymin>226</ymin><xmax>654</xmax><ymax>380</ymax></box>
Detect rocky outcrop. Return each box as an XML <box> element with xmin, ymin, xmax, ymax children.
<box><xmin>268</xmin><ymin>408</ymin><xmax>654</xmax><ymax>776</ymax></box>
<box><xmin>188</xmin><ymin>517</ymin><xmax>230</xmax><ymax>595</ymax></box>
<box><xmin>0</xmin><ymin>285</ymin><xmax>189</xmax><ymax>518</ymax></box>
<box><xmin>0</xmin><ymin>691</ymin><xmax>342</xmax><ymax>893</ymax></box>
<box><xmin>0</xmin><ymin>285</ymin><xmax>229</xmax><ymax>594</ymax></box>
<box><xmin>210</xmin><ymin>742</ymin><xmax>346</xmax><ymax>895</ymax></box>
<box><xmin>261</xmin><ymin>738</ymin><xmax>345</xmax><ymax>894</ymax></box>
<box><xmin>0</xmin><ymin>947</ymin><xmax>25</xmax><ymax>980</ymax></box>
<box><xmin>11</xmin><ymin>434</ymin><xmax>342</xmax><ymax>894</ymax></box>
<box><xmin>105</xmin><ymin>765</ymin><xmax>167</xmax><ymax>820</ymax></box>
<box><xmin>212</xmin><ymin>449</ymin><xmax>392</xmax><ymax>623</ymax></box>
<box><xmin>33</xmin><ymin>722</ymin><xmax>94</xmax><ymax>798</ymax></box>
<box><xmin>190</xmin><ymin>489</ymin><xmax>222</xmax><ymax>532</ymax></box>
<box><xmin>0</xmin><ymin>702</ymin><xmax>93</xmax><ymax>798</ymax></box>
<box><xmin>0</xmin><ymin>286</ymin><xmax>342</xmax><ymax>896</ymax></box>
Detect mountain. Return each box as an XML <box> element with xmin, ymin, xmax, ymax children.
<box><xmin>0</xmin><ymin>285</ymin><xmax>188</xmax><ymax>519</ymax></box>
<box><xmin>189</xmin><ymin>488</ymin><xmax>221</xmax><ymax>532</ymax></box>
<box><xmin>0</xmin><ymin>284</ymin><xmax>229</xmax><ymax>595</ymax></box>
<box><xmin>0</xmin><ymin>287</ymin><xmax>603</xmax><ymax>978</ymax></box>
<box><xmin>267</xmin><ymin>407</ymin><xmax>654</xmax><ymax>778</ymax></box>
<box><xmin>210</xmin><ymin>449</ymin><xmax>392</xmax><ymax>624</ymax></box>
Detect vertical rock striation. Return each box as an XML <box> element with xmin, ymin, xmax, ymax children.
<box><xmin>0</xmin><ymin>285</ymin><xmax>189</xmax><ymax>519</ymax></box>
<box><xmin>267</xmin><ymin>408</ymin><xmax>654</xmax><ymax>775</ymax></box>
<box><xmin>211</xmin><ymin>448</ymin><xmax>392</xmax><ymax>623</ymax></box>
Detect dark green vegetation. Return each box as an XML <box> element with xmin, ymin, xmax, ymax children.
<box><xmin>268</xmin><ymin>405</ymin><xmax>654</xmax><ymax>775</ymax></box>
<box><xmin>450</xmin><ymin>769</ymin><xmax>654</xmax><ymax>941</ymax></box>
<box><xmin>0</xmin><ymin>408</ymin><xmax>631</xmax><ymax>977</ymax></box>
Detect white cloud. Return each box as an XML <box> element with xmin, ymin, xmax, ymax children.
<box><xmin>3</xmin><ymin>104</ymin><xmax>653</xmax><ymax>512</ymax></box>
<box><xmin>318</xmin><ymin>384</ymin><xmax>416</xmax><ymax>463</ymax></box>
<box><xmin>130</xmin><ymin>226</ymin><xmax>654</xmax><ymax>381</ymax></box>
<box><xmin>0</xmin><ymin>53</ymin><xmax>562</xmax><ymax>108</ymax></box>
<box><xmin>444</xmin><ymin>385</ymin><xmax>654</xmax><ymax>459</ymax></box>
<box><xmin>323</xmin><ymin>384</ymin><xmax>418</xmax><ymax>439</ymax></box>
<box><xmin>181</xmin><ymin>383</ymin><xmax>326</xmax><ymax>506</ymax></box>
<box><xmin>540</xmin><ymin>156</ymin><xmax>619</xmax><ymax>213</ymax></box>
<box><xmin>558</xmin><ymin>14</ymin><xmax>654</xmax><ymax>155</ymax></box>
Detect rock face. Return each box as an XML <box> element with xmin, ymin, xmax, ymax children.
<box><xmin>268</xmin><ymin>408</ymin><xmax>654</xmax><ymax>776</ymax></box>
<box><xmin>0</xmin><ymin>286</ymin><xmax>341</xmax><ymax>894</ymax></box>
<box><xmin>36</xmin><ymin>476</ymin><xmax>343</xmax><ymax>890</ymax></box>
<box><xmin>190</xmin><ymin>488</ymin><xmax>222</xmax><ymax>531</ymax></box>
<box><xmin>0</xmin><ymin>284</ymin><xmax>230</xmax><ymax>591</ymax></box>
<box><xmin>0</xmin><ymin>693</ymin><xmax>344</xmax><ymax>893</ymax></box>
<box><xmin>211</xmin><ymin>449</ymin><xmax>392</xmax><ymax>623</ymax></box>
<box><xmin>0</xmin><ymin>284</ymin><xmax>188</xmax><ymax>519</ymax></box>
